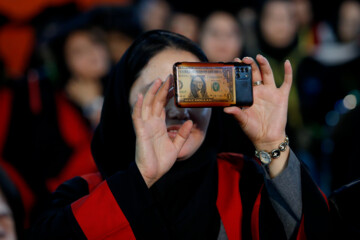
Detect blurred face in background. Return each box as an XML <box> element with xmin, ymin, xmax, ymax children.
<box><xmin>0</xmin><ymin>191</ymin><xmax>16</xmax><ymax>240</ymax></box>
<box><xmin>200</xmin><ymin>11</ymin><xmax>242</xmax><ymax>62</ymax></box>
<box><xmin>260</xmin><ymin>0</ymin><xmax>297</xmax><ymax>48</ymax></box>
<box><xmin>139</xmin><ymin>0</ymin><xmax>171</xmax><ymax>31</ymax></box>
<box><xmin>65</xmin><ymin>30</ymin><xmax>110</xmax><ymax>80</ymax></box>
<box><xmin>293</xmin><ymin>0</ymin><xmax>313</xmax><ymax>28</ymax></box>
<box><xmin>167</xmin><ymin>13</ymin><xmax>200</xmax><ymax>42</ymax></box>
<box><xmin>337</xmin><ymin>0</ymin><xmax>360</xmax><ymax>43</ymax></box>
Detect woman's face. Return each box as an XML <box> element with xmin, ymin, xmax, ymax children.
<box><xmin>0</xmin><ymin>191</ymin><xmax>16</xmax><ymax>240</ymax></box>
<box><xmin>200</xmin><ymin>12</ymin><xmax>242</xmax><ymax>62</ymax></box>
<box><xmin>129</xmin><ymin>48</ymin><xmax>212</xmax><ymax>160</ymax></box>
<box><xmin>168</xmin><ymin>13</ymin><xmax>200</xmax><ymax>42</ymax></box>
<box><xmin>260</xmin><ymin>1</ymin><xmax>297</xmax><ymax>48</ymax></box>
<box><xmin>65</xmin><ymin>31</ymin><xmax>110</xmax><ymax>80</ymax></box>
<box><xmin>338</xmin><ymin>1</ymin><xmax>360</xmax><ymax>43</ymax></box>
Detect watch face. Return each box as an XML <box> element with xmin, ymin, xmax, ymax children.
<box><xmin>259</xmin><ymin>151</ymin><xmax>271</xmax><ymax>165</ymax></box>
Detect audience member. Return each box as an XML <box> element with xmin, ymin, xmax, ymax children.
<box><xmin>28</xmin><ymin>29</ymin><xmax>331</xmax><ymax>240</ymax></box>
<box><xmin>166</xmin><ymin>11</ymin><xmax>200</xmax><ymax>42</ymax></box>
<box><xmin>297</xmin><ymin>0</ymin><xmax>360</xmax><ymax>192</ymax></box>
<box><xmin>199</xmin><ymin>10</ymin><xmax>254</xmax><ymax>156</ymax></box>
<box><xmin>256</xmin><ymin>0</ymin><xmax>304</xmax><ymax>151</ymax></box>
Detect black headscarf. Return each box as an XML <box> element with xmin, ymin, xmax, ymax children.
<box><xmin>91</xmin><ymin>30</ymin><xmax>223</xmax><ymax>238</ymax></box>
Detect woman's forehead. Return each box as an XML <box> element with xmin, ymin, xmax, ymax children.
<box><xmin>138</xmin><ymin>48</ymin><xmax>200</xmax><ymax>86</ymax></box>
<box><xmin>128</xmin><ymin>48</ymin><xmax>200</xmax><ymax>105</ymax></box>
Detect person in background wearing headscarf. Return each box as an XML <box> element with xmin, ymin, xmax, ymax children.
<box><xmin>256</xmin><ymin>0</ymin><xmax>304</xmax><ymax>152</ymax></box>
<box><xmin>0</xmin><ymin>20</ymin><xmax>107</xmax><ymax>228</ymax></box>
<box><xmin>199</xmin><ymin>10</ymin><xmax>255</xmax><ymax>157</ymax></box>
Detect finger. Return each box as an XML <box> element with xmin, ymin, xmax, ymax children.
<box><xmin>142</xmin><ymin>78</ymin><xmax>162</xmax><ymax>119</ymax></box>
<box><xmin>256</xmin><ymin>54</ymin><xmax>275</xmax><ymax>86</ymax></box>
<box><xmin>223</xmin><ymin>107</ymin><xmax>248</xmax><ymax>129</ymax></box>
<box><xmin>242</xmin><ymin>57</ymin><xmax>262</xmax><ymax>87</ymax></box>
<box><xmin>173</xmin><ymin>120</ymin><xmax>193</xmax><ymax>152</ymax></box>
<box><xmin>153</xmin><ymin>75</ymin><xmax>172</xmax><ymax>117</ymax></box>
<box><xmin>234</xmin><ymin>57</ymin><xmax>242</xmax><ymax>63</ymax></box>
<box><xmin>280</xmin><ymin>59</ymin><xmax>293</xmax><ymax>95</ymax></box>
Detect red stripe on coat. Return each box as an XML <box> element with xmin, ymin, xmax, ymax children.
<box><xmin>296</xmin><ymin>216</ymin><xmax>307</xmax><ymax>240</ymax></box>
<box><xmin>80</xmin><ymin>172</ymin><xmax>103</xmax><ymax>193</ymax></box>
<box><xmin>251</xmin><ymin>184</ymin><xmax>263</xmax><ymax>240</ymax></box>
<box><xmin>71</xmin><ymin>180</ymin><xmax>136</xmax><ymax>240</ymax></box>
<box><xmin>216</xmin><ymin>153</ymin><xmax>244</xmax><ymax>240</ymax></box>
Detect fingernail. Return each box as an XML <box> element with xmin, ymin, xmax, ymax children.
<box><xmin>223</xmin><ymin>108</ymin><xmax>231</xmax><ymax>113</ymax></box>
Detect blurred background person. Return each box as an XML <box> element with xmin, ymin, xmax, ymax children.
<box><xmin>335</xmin><ymin>0</ymin><xmax>360</xmax><ymax>44</ymax></box>
<box><xmin>329</xmin><ymin>0</ymin><xmax>360</xmax><ymax>191</ymax></box>
<box><xmin>0</xmin><ymin>13</ymin><xmax>113</xmax><ymax>229</ymax></box>
<box><xmin>297</xmin><ymin>0</ymin><xmax>360</xmax><ymax>194</ymax></box>
<box><xmin>198</xmin><ymin>10</ymin><xmax>255</xmax><ymax>156</ymax></box>
<box><xmin>199</xmin><ymin>11</ymin><xmax>244</xmax><ymax>62</ymax></box>
<box><xmin>292</xmin><ymin>0</ymin><xmax>317</xmax><ymax>54</ymax></box>
<box><xmin>136</xmin><ymin>0</ymin><xmax>171</xmax><ymax>32</ymax></box>
<box><xmin>0</xmin><ymin>0</ymin><xmax>133</xmax><ymax>234</ymax></box>
<box><xmin>165</xmin><ymin>11</ymin><xmax>200</xmax><ymax>42</ymax></box>
<box><xmin>50</xmin><ymin>25</ymin><xmax>110</xmax><ymax>128</ymax></box>
<box><xmin>256</xmin><ymin>0</ymin><xmax>304</xmax><ymax>152</ymax></box>
<box><xmin>0</xmin><ymin>168</ymin><xmax>24</xmax><ymax>240</ymax></box>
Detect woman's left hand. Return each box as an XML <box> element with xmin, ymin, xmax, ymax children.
<box><xmin>224</xmin><ymin>54</ymin><xmax>292</xmax><ymax>177</ymax></box>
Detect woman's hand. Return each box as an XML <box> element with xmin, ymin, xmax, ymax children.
<box><xmin>132</xmin><ymin>76</ymin><xmax>193</xmax><ymax>187</ymax></box>
<box><xmin>224</xmin><ymin>54</ymin><xmax>292</xmax><ymax>177</ymax></box>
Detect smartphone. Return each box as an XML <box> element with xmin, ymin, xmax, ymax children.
<box><xmin>173</xmin><ymin>62</ymin><xmax>253</xmax><ymax>107</ymax></box>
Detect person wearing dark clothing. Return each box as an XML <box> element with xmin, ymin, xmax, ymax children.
<box><xmin>29</xmin><ymin>30</ymin><xmax>331</xmax><ymax>239</ymax></box>
<box><xmin>329</xmin><ymin>178</ymin><xmax>360</xmax><ymax>240</ymax></box>
<box><xmin>255</xmin><ymin>0</ymin><xmax>305</xmax><ymax>151</ymax></box>
<box><xmin>0</xmin><ymin>74</ymin><xmax>98</xmax><ymax>229</ymax></box>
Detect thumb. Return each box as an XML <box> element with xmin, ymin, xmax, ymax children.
<box><xmin>224</xmin><ymin>107</ymin><xmax>248</xmax><ymax>128</ymax></box>
<box><xmin>173</xmin><ymin>120</ymin><xmax>193</xmax><ymax>152</ymax></box>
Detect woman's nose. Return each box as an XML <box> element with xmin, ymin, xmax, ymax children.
<box><xmin>166</xmin><ymin>99</ymin><xmax>190</xmax><ymax>120</ymax></box>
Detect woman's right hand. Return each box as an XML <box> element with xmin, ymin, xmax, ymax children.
<box><xmin>132</xmin><ymin>76</ymin><xmax>193</xmax><ymax>188</ymax></box>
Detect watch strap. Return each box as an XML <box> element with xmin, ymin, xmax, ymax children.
<box><xmin>255</xmin><ymin>136</ymin><xmax>289</xmax><ymax>164</ymax></box>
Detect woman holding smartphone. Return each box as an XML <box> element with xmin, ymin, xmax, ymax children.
<box><xmin>29</xmin><ymin>30</ymin><xmax>330</xmax><ymax>240</ymax></box>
